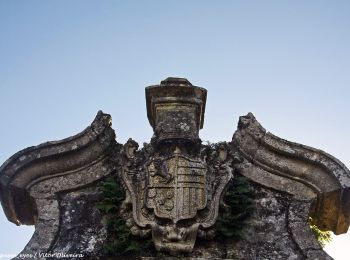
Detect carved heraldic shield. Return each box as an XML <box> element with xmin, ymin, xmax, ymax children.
<box><xmin>146</xmin><ymin>152</ymin><xmax>207</xmax><ymax>222</ymax></box>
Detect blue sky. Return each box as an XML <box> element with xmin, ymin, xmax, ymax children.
<box><xmin>0</xmin><ymin>1</ymin><xmax>349</xmax><ymax>259</ymax></box>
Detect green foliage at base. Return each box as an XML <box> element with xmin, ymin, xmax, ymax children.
<box><xmin>309</xmin><ymin>218</ymin><xmax>332</xmax><ymax>248</ymax></box>
<box><xmin>216</xmin><ymin>175</ymin><xmax>255</xmax><ymax>239</ymax></box>
<box><xmin>96</xmin><ymin>177</ymin><xmax>153</xmax><ymax>256</ymax></box>
<box><xmin>96</xmin><ymin>177</ymin><xmax>125</xmax><ymax>214</ymax></box>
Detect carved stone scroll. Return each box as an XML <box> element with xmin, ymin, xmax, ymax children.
<box><xmin>0</xmin><ymin>111</ymin><xmax>116</xmax><ymax>256</ymax></box>
<box><xmin>232</xmin><ymin>112</ymin><xmax>350</xmax><ymax>235</ymax></box>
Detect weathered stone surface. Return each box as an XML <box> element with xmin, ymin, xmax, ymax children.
<box><xmin>0</xmin><ymin>111</ymin><xmax>115</xmax><ymax>259</ymax></box>
<box><xmin>226</xmin><ymin>184</ymin><xmax>304</xmax><ymax>260</ymax></box>
<box><xmin>48</xmin><ymin>186</ymin><xmax>107</xmax><ymax>258</ymax></box>
<box><xmin>1</xmin><ymin>77</ymin><xmax>349</xmax><ymax>259</ymax></box>
<box><xmin>146</xmin><ymin>77</ymin><xmax>207</xmax><ymax>144</ymax></box>
<box><xmin>233</xmin><ymin>112</ymin><xmax>350</xmax><ymax>235</ymax></box>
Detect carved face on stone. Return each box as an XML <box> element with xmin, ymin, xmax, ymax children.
<box><xmin>151</xmin><ymin>223</ymin><xmax>200</xmax><ymax>253</ymax></box>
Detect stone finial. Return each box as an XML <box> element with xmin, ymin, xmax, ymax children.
<box><xmin>160</xmin><ymin>77</ymin><xmax>193</xmax><ymax>87</ymax></box>
<box><xmin>145</xmin><ymin>77</ymin><xmax>207</xmax><ymax>144</ymax></box>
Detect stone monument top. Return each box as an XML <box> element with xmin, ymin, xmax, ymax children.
<box><xmin>0</xmin><ymin>77</ymin><xmax>349</xmax><ymax>259</ymax></box>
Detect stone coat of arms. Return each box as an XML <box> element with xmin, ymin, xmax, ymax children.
<box><xmin>120</xmin><ymin>78</ymin><xmax>234</xmax><ymax>252</ymax></box>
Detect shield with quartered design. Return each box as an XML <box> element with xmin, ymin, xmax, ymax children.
<box><xmin>146</xmin><ymin>150</ymin><xmax>207</xmax><ymax>222</ymax></box>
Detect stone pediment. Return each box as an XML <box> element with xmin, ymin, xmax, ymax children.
<box><xmin>0</xmin><ymin>78</ymin><xmax>349</xmax><ymax>259</ymax></box>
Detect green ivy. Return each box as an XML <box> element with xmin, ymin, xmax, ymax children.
<box><xmin>309</xmin><ymin>218</ymin><xmax>332</xmax><ymax>248</ymax></box>
<box><xmin>95</xmin><ymin>177</ymin><xmax>153</xmax><ymax>256</ymax></box>
<box><xmin>216</xmin><ymin>175</ymin><xmax>255</xmax><ymax>239</ymax></box>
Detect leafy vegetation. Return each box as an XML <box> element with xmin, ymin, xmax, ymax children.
<box><xmin>309</xmin><ymin>218</ymin><xmax>332</xmax><ymax>248</ymax></box>
<box><xmin>216</xmin><ymin>175</ymin><xmax>255</xmax><ymax>239</ymax></box>
<box><xmin>95</xmin><ymin>176</ymin><xmax>153</xmax><ymax>256</ymax></box>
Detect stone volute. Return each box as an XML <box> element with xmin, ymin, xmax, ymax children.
<box><xmin>0</xmin><ymin>77</ymin><xmax>349</xmax><ymax>259</ymax></box>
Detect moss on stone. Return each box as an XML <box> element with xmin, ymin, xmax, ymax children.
<box><xmin>216</xmin><ymin>175</ymin><xmax>255</xmax><ymax>239</ymax></box>
<box><xmin>95</xmin><ymin>177</ymin><xmax>153</xmax><ymax>256</ymax></box>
